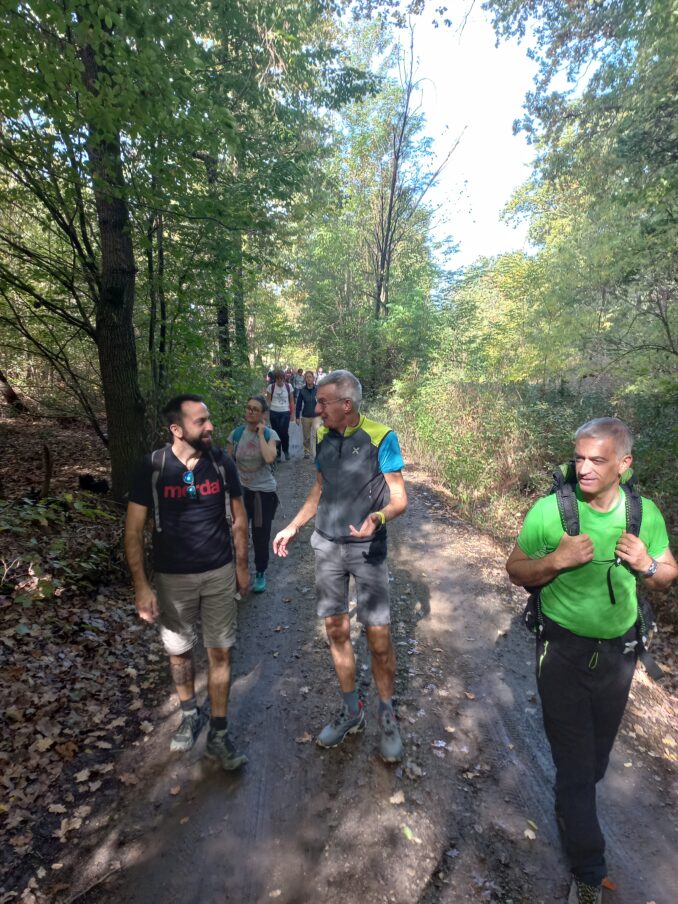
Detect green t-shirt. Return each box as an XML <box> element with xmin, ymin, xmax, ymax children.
<box><xmin>517</xmin><ymin>488</ymin><xmax>669</xmax><ymax>639</ymax></box>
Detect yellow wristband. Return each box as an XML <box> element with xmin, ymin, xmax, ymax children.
<box><xmin>375</xmin><ymin>511</ymin><xmax>386</xmax><ymax>526</ymax></box>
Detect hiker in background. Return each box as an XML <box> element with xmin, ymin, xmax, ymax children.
<box><xmin>267</xmin><ymin>369</ymin><xmax>294</xmax><ymax>461</ymax></box>
<box><xmin>295</xmin><ymin>369</ymin><xmax>320</xmax><ymax>459</ymax></box>
<box><xmin>292</xmin><ymin>367</ymin><xmax>305</xmax><ymax>402</ymax></box>
<box><xmin>315</xmin><ymin>365</ymin><xmax>325</xmax><ymax>384</ymax></box>
<box><xmin>227</xmin><ymin>395</ymin><xmax>279</xmax><ymax>594</ymax></box>
<box><xmin>273</xmin><ymin>370</ymin><xmax>408</xmax><ymax>763</ymax></box>
<box><xmin>124</xmin><ymin>394</ymin><xmax>249</xmax><ymax>771</ymax></box>
<box><xmin>506</xmin><ymin>417</ymin><xmax>677</xmax><ymax>904</ymax></box>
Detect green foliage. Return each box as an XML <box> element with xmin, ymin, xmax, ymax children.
<box><xmin>0</xmin><ymin>493</ymin><xmax>119</xmax><ymax>612</ymax></box>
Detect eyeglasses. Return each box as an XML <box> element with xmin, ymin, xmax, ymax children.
<box><xmin>316</xmin><ymin>397</ymin><xmax>349</xmax><ymax>410</ymax></box>
<box><xmin>245</xmin><ymin>406</ymin><xmax>262</xmax><ymax>414</ymax></box>
<box><xmin>182</xmin><ymin>470</ymin><xmax>198</xmax><ymax>499</ymax></box>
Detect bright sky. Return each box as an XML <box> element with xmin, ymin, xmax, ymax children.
<box><xmin>408</xmin><ymin>8</ymin><xmax>538</xmax><ymax>268</ymax></box>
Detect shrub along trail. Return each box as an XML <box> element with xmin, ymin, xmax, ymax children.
<box><xmin>4</xmin><ymin>433</ymin><xmax>677</xmax><ymax>904</ymax></box>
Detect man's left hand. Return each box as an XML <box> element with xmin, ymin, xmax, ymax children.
<box><xmin>615</xmin><ymin>531</ymin><xmax>653</xmax><ymax>573</ymax></box>
<box><xmin>348</xmin><ymin>512</ymin><xmax>382</xmax><ymax>539</ymax></box>
<box><xmin>236</xmin><ymin>563</ymin><xmax>251</xmax><ymax>595</ymax></box>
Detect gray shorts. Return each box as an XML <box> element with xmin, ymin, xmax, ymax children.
<box><xmin>310</xmin><ymin>530</ymin><xmax>390</xmax><ymax>626</ymax></box>
<box><xmin>155</xmin><ymin>563</ymin><xmax>238</xmax><ymax>655</ymax></box>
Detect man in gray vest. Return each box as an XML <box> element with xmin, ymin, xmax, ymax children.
<box><xmin>273</xmin><ymin>370</ymin><xmax>408</xmax><ymax>762</ymax></box>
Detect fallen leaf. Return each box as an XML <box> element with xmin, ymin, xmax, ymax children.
<box><xmin>170</xmin><ymin>786</ymin><xmax>181</xmax><ymax>796</ymax></box>
<box><xmin>389</xmin><ymin>790</ymin><xmax>405</xmax><ymax>805</ymax></box>
<box><xmin>48</xmin><ymin>804</ymin><xmax>67</xmax><ymax>814</ymax></box>
<box><xmin>53</xmin><ymin>817</ymin><xmax>82</xmax><ymax>841</ymax></box>
<box><xmin>527</xmin><ymin>819</ymin><xmax>538</xmax><ymax>832</ymax></box>
<box><xmin>55</xmin><ymin>741</ymin><xmax>78</xmax><ymax>760</ymax></box>
<box><xmin>74</xmin><ymin>805</ymin><xmax>91</xmax><ymax>819</ymax></box>
<box><xmin>402</xmin><ymin>824</ymin><xmax>414</xmax><ymax>840</ymax></box>
<box><xmin>33</xmin><ymin>737</ymin><xmax>55</xmax><ymax>752</ymax></box>
<box><xmin>464</xmin><ymin>692</ymin><xmax>476</xmax><ymax>700</ymax></box>
<box><xmin>119</xmin><ymin>773</ymin><xmax>139</xmax><ymax>786</ymax></box>
<box><xmin>180</xmin><ymin>817</ymin><xmax>189</xmax><ymax>824</ymax></box>
<box><xmin>624</xmin><ymin>762</ymin><xmax>633</xmax><ymax>768</ymax></box>
<box><xmin>524</xmin><ymin>829</ymin><xmax>536</xmax><ymax>841</ymax></box>
<box><xmin>602</xmin><ymin>878</ymin><xmax>617</xmax><ymax>891</ymax></box>
<box><xmin>88</xmin><ymin>780</ymin><xmax>102</xmax><ymax>792</ymax></box>
<box><xmin>51</xmin><ymin>863</ymin><xmax>64</xmax><ymax>870</ymax></box>
<box><xmin>140</xmin><ymin>721</ymin><xmax>154</xmax><ymax>734</ymax></box>
<box><xmin>110</xmin><ymin>717</ymin><xmax>127</xmax><ymax>728</ymax></box>
<box><xmin>295</xmin><ymin>732</ymin><xmax>313</xmax><ymax>744</ymax></box>
<box><xmin>74</xmin><ymin>769</ymin><xmax>91</xmax><ymax>783</ymax></box>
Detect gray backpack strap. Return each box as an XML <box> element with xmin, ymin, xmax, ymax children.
<box><xmin>208</xmin><ymin>449</ymin><xmax>232</xmax><ymax>526</ymax></box>
<box><xmin>151</xmin><ymin>446</ymin><xmax>167</xmax><ymax>532</ymax></box>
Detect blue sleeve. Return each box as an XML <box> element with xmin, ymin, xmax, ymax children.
<box><xmin>378</xmin><ymin>431</ymin><xmax>404</xmax><ymax>473</ymax></box>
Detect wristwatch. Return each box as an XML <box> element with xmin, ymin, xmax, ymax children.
<box><xmin>639</xmin><ymin>558</ymin><xmax>658</xmax><ymax>578</ymax></box>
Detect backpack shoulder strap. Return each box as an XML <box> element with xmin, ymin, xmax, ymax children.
<box><xmin>208</xmin><ymin>448</ymin><xmax>232</xmax><ymax>526</ymax></box>
<box><xmin>231</xmin><ymin>425</ymin><xmax>245</xmax><ymax>454</ymax></box>
<box><xmin>620</xmin><ymin>469</ymin><xmax>642</xmax><ymax>536</ymax></box>
<box><xmin>552</xmin><ymin>460</ymin><xmax>579</xmax><ymax>536</ymax></box>
<box><xmin>151</xmin><ymin>445</ymin><xmax>169</xmax><ymax>533</ymax></box>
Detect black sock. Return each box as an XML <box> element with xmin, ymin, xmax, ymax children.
<box><xmin>211</xmin><ymin>716</ymin><xmax>228</xmax><ymax>732</ymax></box>
<box><xmin>181</xmin><ymin>696</ymin><xmax>198</xmax><ymax>714</ymax></box>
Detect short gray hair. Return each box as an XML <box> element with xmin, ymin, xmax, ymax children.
<box><xmin>575</xmin><ymin>417</ymin><xmax>633</xmax><ymax>457</ymax></box>
<box><xmin>317</xmin><ymin>369</ymin><xmax>362</xmax><ymax>408</ymax></box>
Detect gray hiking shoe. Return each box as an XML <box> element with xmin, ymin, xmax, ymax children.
<box><xmin>379</xmin><ymin>707</ymin><xmax>403</xmax><ymax>763</ymax></box>
<box><xmin>170</xmin><ymin>707</ymin><xmax>207</xmax><ymax>752</ymax></box>
<box><xmin>568</xmin><ymin>877</ymin><xmax>602</xmax><ymax>904</ymax></box>
<box><xmin>317</xmin><ymin>702</ymin><xmax>365</xmax><ymax>748</ymax></box>
<box><xmin>205</xmin><ymin>728</ymin><xmax>248</xmax><ymax>771</ymax></box>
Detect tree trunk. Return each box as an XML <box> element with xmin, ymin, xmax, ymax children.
<box><xmin>0</xmin><ymin>369</ymin><xmax>28</xmax><ymax>413</ymax></box>
<box><xmin>81</xmin><ymin>44</ymin><xmax>145</xmax><ymax>501</ymax></box>
<box><xmin>231</xmin><ymin>230</ymin><xmax>247</xmax><ymax>365</ymax></box>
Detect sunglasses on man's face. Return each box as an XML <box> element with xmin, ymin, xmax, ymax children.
<box><xmin>182</xmin><ymin>470</ymin><xmax>198</xmax><ymax>498</ymax></box>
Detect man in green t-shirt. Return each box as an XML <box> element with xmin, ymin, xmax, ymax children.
<box><xmin>506</xmin><ymin>417</ymin><xmax>677</xmax><ymax>904</ymax></box>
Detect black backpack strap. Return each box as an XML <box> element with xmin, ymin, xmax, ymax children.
<box><xmin>620</xmin><ymin>471</ymin><xmax>642</xmax><ymax>537</ymax></box>
<box><xmin>151</xmin><ymin>446</ymin><xmax>168</xmax><ymax>533</ymax></box>
<box><xmin>553</xmin><ymin>461</ymin><xmax>579</xmax><ymax>536</ymax></box>
<box><xmin>207</xmin><ymin>449</ymin><xmax>232</xmax><ymax>527</ymax></box>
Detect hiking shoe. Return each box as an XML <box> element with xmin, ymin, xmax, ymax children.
<box><xmin>284</xmin><ymin>452</ymin><xmax>290</xmax><ymax>461</ymax></box>
<box><xmin>205</xmin><ymin>728</ymin><xmax>248</xmax><ymax>771</ymax></box>
<box><xmin>317</xmin><ymin>701</ymin><xmax>365</xmax><ymax>748</ymax></box>
<box><xmin>170</xmin><ymin>707</ymin><xmax>207</xmax><ymax>752</ymax></box>
<box><xmin>568</xmin><ymin>877</ymin><xmax>602</xmax><ymax>904</ymax></box>
<box><xmin>252</xmin><ymin>572</ymin><xmax>266</xmax><ymax>593</ymax></box>
<box><xmin>379</xmin><ymin>707</ymin><xmax>404</xmax><ymax>763</ymax></box>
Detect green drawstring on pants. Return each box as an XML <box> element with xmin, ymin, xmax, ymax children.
<box><xmin>538</xmin><ymin>640</ymin><xmax>549</xmax><ymax>678</ymax></box>
<box><xmin>588</xmin><ymin>651</ymin><xmax>599</xmax><ymax>670</ymax></box>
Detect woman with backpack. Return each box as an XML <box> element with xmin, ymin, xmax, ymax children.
<box><xmin>267</xmin><ymin>369</ymin><xmax>294</xmax><ymax>461</ymax></box>
<box><xmin>226</xmin><ymin>395</ymin><xmax>279</xmax><ymax>593</ymax></box>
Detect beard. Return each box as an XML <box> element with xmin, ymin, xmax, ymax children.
<box><xmin>187</xmin><ymin>434</ymin><xmax>212</xmax><ymax>453</ymax></box>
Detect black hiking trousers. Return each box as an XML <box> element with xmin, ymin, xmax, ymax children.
<box><xmin>536</xmin><ymin>616</ymin><xmax>637</xmax><ymax>886</ymax></box>
<box><xmin>242</xmin><ymin>488</ymin><xmax>278</xmax><ymax>574</ymax></box>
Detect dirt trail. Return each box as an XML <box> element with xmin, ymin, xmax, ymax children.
<box><xmin>72</xmin><ymin>438</ymin><xmax>678</xmax><ymax>904</ymax></box>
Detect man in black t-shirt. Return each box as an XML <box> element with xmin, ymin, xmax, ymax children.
<box><xmin>125</xmin><ymin>394</ymin><xmax>250</xmax><ymax>771</ymax></box>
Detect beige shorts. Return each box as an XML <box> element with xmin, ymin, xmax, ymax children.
<box><xmin>155</xmin><ymin>563</ymin><xmax>238</xmax><ymax>655</ymax></box>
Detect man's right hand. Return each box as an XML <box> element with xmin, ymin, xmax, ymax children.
<box><xmin>553</xmin><ymin>533</ymin><xmax>594</xmax><ymax>569</ymax></box>
<box><xmin>273</xmin><ymin>525</ymin><xmax>299</xmax><ymax>557</ymax></box>
<box><xmin>135</xmin><ymin>587</ymin><xmax>159</xmax><ymax>623</ymax></box>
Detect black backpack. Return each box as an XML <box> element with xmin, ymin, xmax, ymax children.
<box><xmin>523</xmin><ymin>462</ymin><xmax>663</xmax><ymax>680</ymax></box>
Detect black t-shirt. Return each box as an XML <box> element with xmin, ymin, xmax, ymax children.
<box><xmin>129</xmin><ymin>447</ymin><xmax>242</xmax><ymax>575</ymax></box>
